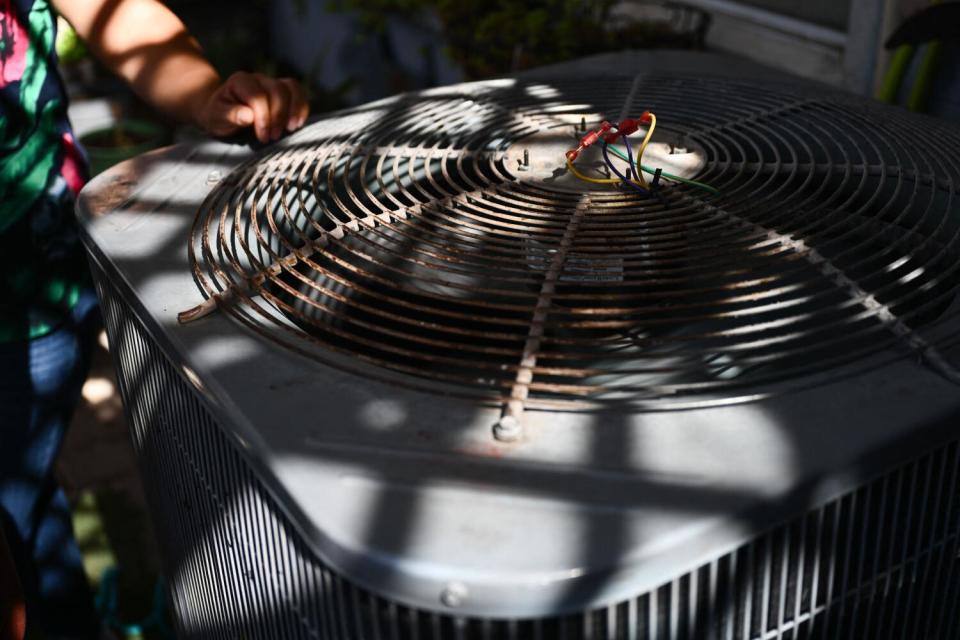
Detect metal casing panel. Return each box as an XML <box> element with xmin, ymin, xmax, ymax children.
<box><xmin>78</xmin><ymin>53</ymin><xmax>960</xmax><ymax>618</ymax></box>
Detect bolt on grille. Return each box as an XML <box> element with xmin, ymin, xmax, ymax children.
<box><xmin>187</xmin><ymin>75</ymin><xmax>960</xmax><ymax>415</ymax></box>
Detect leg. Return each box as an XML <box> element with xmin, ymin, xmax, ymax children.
<box><xmin>0</xmin><ymin>290</ymin><xmax>101</xmax><ymax>639</ymax></box>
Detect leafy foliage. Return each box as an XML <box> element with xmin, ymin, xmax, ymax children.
<box><xmin>327</xmin><ymin>0</ymin><xmax>688</xmax><ymax>78</ymax></box>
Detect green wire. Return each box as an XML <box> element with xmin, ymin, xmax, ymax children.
<box><xmin>604</xmin><ymin>143</ymin><xmax>720</xmax><ymax>195</ymax></box>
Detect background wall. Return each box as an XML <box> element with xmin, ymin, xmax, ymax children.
<box><xmin>268</xmin><ymin>1</ymin><xmax>463</xmax><ymax>107</ymax></box>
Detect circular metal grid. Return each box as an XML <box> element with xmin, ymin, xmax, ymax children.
<box><xmin>189</xmin><ymin>75</ymin><xmax>960</xmax><ymax>410</ymax></box>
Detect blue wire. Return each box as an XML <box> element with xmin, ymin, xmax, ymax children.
<box><xmin>620</xmin><ymin>132</ymin><xmax>642</xmax><ymax>182</ymax></box>
<box><xmin>601</xmin><ymin>141</ymin><xmax>650</xmax><ymax>196</ymax></box>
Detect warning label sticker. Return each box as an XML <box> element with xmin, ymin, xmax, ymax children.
<box><xmin>526</xmin><ymin>245</ymin><xmax>625</xmax><ymax>283</ymax></box>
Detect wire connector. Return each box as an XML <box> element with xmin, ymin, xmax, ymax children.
<box><xmin>603</xmin><ymin>113</ymin><xmax>650</xmax><ymax>143</ymax></box>
<box><xmin>567</xmin><ymin>121</ymin><xmax>613</xmax><ymax>162</ymax></box>
<box><xmin>616</xmin><ymin>118</ymin><xmax>640</xmax><ymax>139</ymax></box>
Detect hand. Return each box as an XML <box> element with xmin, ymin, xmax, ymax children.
<box><xmin>197</xmin><ymin>71</ymin><xmax>310</xmax><ymax>143</ymax></box>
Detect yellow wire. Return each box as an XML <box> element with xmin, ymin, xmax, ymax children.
<box><xmin>565</xmin><ymin>157</ymin><xmax>622</xmax><ymax>185</ymax></box>
<box><xmin>634</xmin><ymin>113</ymin><xmax>656</xmax><ymax>188</ymax></box>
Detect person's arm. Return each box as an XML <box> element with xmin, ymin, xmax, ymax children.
<box><xmin>52</xmin><ymin>0</ymin><xmax>309</xmax><ymax>142</ymax></box>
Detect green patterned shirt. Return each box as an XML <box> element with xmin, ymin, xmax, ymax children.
<box><xmin>1</xmin><ymin>0</ymin><xmax>89</xmax><ymax>342</ymax></box>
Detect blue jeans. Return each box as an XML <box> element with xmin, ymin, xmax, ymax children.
<box><xmin>0</xmin><ymin>290</ymin><xmax>101</xmax><ymax>639</ymax></box>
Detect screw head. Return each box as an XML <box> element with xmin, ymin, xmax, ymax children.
<box><xmin>207</xmin><ymin>169</ymin><xmax>222</xmax><ymax>185</ymax></box>
<box><xmin>440</xmin><ymin>582</ymin><xmax>468</xmax><ymax>608</ymax></box>
<box><xmin>493</xmin><ymin>415</ymin><xmax>521</xmax><ymax>442</ymax></box>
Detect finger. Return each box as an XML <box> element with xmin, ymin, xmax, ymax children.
<box><xmin>255</xmin><ymin>74</ymin><xmax>291</xmax><ymax>141</ymax></box>
<box><xmin>225</xmin><ymin>72</ymin><xmax>271</xmax><ymax>142</ymax></box>
<box><xmin>203</xmin><ymin>100</ymin><xmax>255</xmax><ymax>138</ymax></box>
<box><xmin>224</xmin><ymin>104</ymin><xmax>255</xmax><ymax>128</ymax></box>
<box><xmin>281</xmin><ymin>78</ymin><xmax>310</xmax><ymax>131</ymax></box>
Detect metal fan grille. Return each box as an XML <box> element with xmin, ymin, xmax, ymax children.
<box><xmin>189</xmin><ymin>75</ymin><xmax>960</xmax><ymax>410</ymax></box>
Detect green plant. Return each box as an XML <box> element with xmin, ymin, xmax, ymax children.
<box><xmin>55</xmin><ymin>15</ymin><xmax>89</xmax><ymax>63</ymax></box>
<box><xmin>326</xmin><ymin>0</ymin><xmax>691</xmax><ymax>79</ymax></box>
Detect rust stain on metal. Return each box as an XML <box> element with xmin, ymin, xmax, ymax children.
<box><xmin>85</xmin><ymin>174</ymin><xmax>138</xmax><ymax>216</ymax></box>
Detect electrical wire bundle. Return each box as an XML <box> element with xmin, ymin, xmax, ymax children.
<box><xmin>564</xmin><ymin>113</ymin><xmax>719</xmax><ymax>196</ymax></box>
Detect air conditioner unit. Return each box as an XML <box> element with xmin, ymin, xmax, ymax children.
<box><xmin>78</xmin><ymin>53</ymin><xmax>960</xmax><ymax>639</ymax></box>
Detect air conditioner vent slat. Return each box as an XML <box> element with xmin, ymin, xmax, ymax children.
<box><xmin>93</xmin><ymin>259</ymin><xmax>960</xmax><ymax>637</ymax></box>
